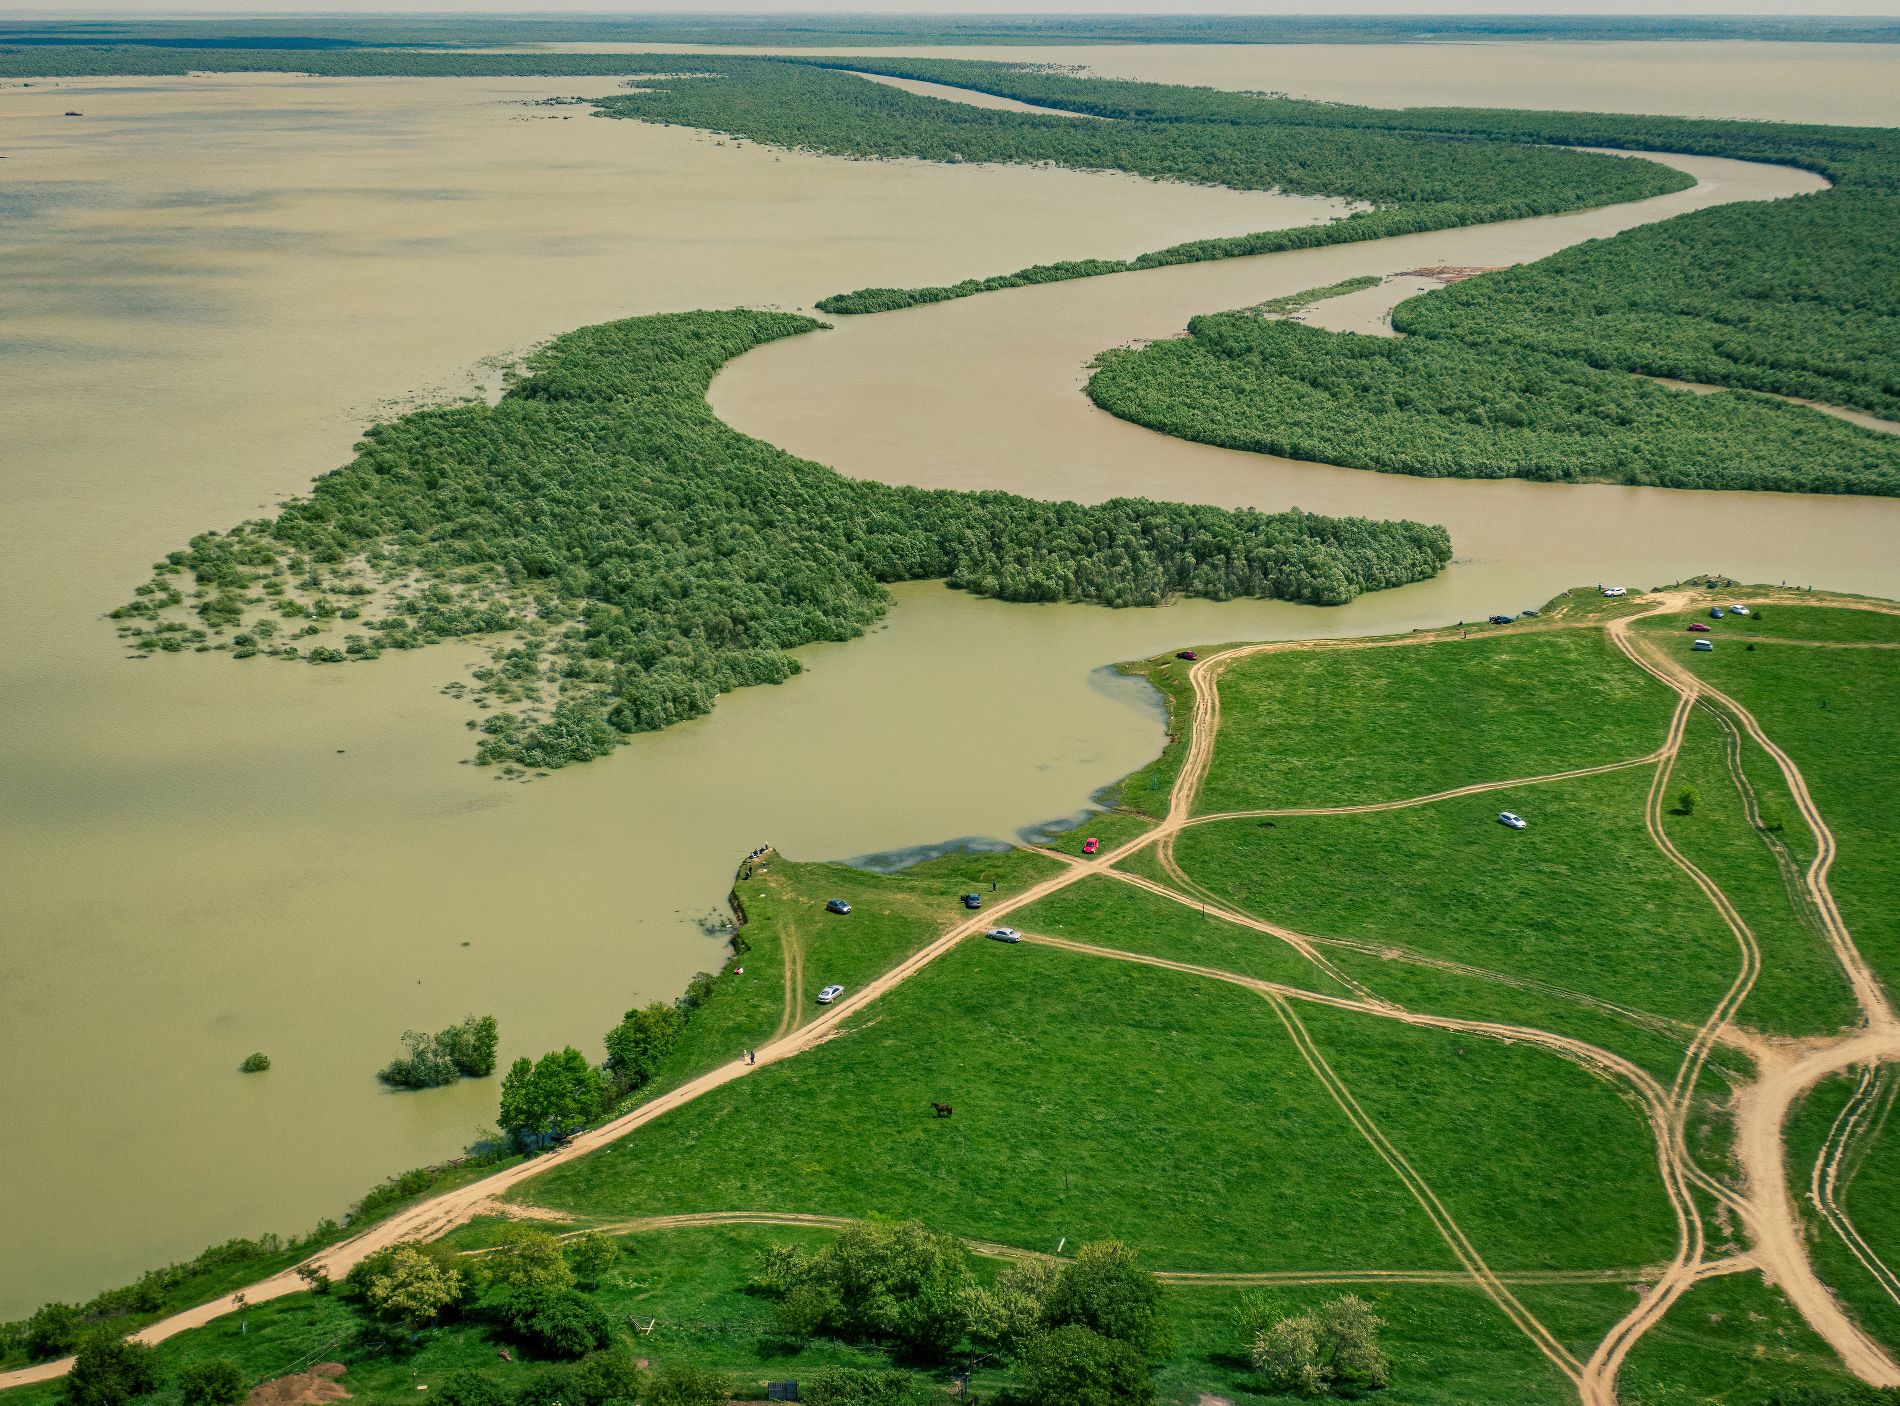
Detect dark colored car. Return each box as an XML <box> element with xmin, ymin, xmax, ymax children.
<box><xmin>1175</xmin><ymin>650</ymin><xmax>1198</xmax><ymax>661</ymax></box>
<box><xmin>1489</xmin><ymin>614</ymin><xmax>1514</xmax><ymax>625</ymax></box>
<box><xmin>825</xmin><ymin>898</ymin><xmax>851</xmax><ymax>915</ymax></box>
<box><xmin>961</xmin><ymin>893</ymin><xmax>982</xmax><ymax>910</ymax></box>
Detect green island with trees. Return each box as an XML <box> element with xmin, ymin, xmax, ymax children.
<box><xmin>109</xmin><ymin>309</ymin><xmax>1450</xmax><ymax>772</ymax></box>
<box><xmin>9</xmin><ymin>583</ymin><xmax>1900</xmax><ymax>1405</ymax></box>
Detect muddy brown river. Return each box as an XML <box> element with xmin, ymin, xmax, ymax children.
<box><xmin>1</xmin><ymin>47</ymin><xmax>1895</xmax><ymax>1313</ymax></box>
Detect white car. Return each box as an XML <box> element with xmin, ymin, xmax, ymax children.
<box><xmin>816</xmin><ymin>984</ymin><xmax>845</xmax><ymax>1004</ymax></box>
<box><xmin>1730</xmin><ymin>605</ymin><xmax>1751</xmax><ymax>616</ymax></box>
<box><xmin>1601</xmin><ymin>586</ymin><xmax>1627</xmax><ymax>598</ymax></box>
<box><xmin>1499</xmin><ymin>811</ymin><xmax>1528</xmax><ymax>830</ymax></box>
<box><xmin>986</xmin><ymin>927</ymin><xmax>1023</xmax><ymax>943</ymax></box>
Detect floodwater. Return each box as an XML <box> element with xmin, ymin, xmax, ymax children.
<box><xmin>0</xmin><ymin>72</ymin><xmax>1340</xmax><ymax>1315</ymax></box>
<box><xmin>0</xmin><ymin>48</ymin><xmax>1894</xmax><ymax>1313</ymax></box>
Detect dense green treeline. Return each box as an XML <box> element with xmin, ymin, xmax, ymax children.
<box><xmin>1086</xmin><ymin>312</ymin><xmax>1900</xmax><ymax>495</ymax></box>
<box><xmin>118</xmin><ymin>311</ymin><xmax>1449</xmax><ymax>770</ymax></box>
<box><xmin>1394</xmin><ymin>196</ymin><xmax>1900</xmax><ymax>420</ymax></box>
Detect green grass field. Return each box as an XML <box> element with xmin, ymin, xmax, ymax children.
<box><xmin>1197</xmin><ymin>630</ymin><xmax>1676</xmax><ymax>813</ymax></box>
<box><xmin>1682</xmin><ymin>640</ymin><xmax>1900</xmax><ymax>1003</ymax></box>
<box><xmin>1636</xmin><ymin>601</ymin><xmax>1900</xmax><ymax>645</ymax></box>
<box><xmin>1009</xmin><ymin>873</ymin><xmax>1353</xmax><ymax>997</ymax></box>
<box><xmin>1662</xmin><ymin>706</ymin><xmax>1860</xmax><ymax>1039</ymax></box>
<box><xmin>636</xmin><ymin>845</ymin><xmax>1063</xmax><ymax>1106</ymax></box>
<box><xmin>516</xmin><ymin>935</ymin><xmax>1675</xmax><ymax>1280</ymax></box>
<box><xmin>1171</xmin><ymin>769</ymin><xmax>1747</xmax><ymax>1033</ymax></box>
<box><xmin>1784</xmin><ymin>1071</ymin><xmax>1900</xmax><ymax>1357</ymax></box>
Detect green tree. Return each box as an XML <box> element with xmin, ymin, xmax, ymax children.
<box><xmin>433</xmin><ymin>1371</ymin><xmax>509</xmax><ymax>1406</ymax></box>
<box><xmin>755</xmin><ymin>1221</ymin><xmax>972</xmax><ymax>1360</ymax></box>
<box><xmin>963</xmin><ymin>1257</ymin><xmax>1062</xmax><ymax>1356</ymax></box>
<box><xmin>499</xmin><ymin>1048</ymin><xmax>606</xmax><ymax>1148</ymax></box>
<box><xmin>23</xmin><ymin>1303</ymin><xmax>83</xmax><ymax>1362</ymax></box>
<box><xmin>483</xmin><ymin>1228</ymin><xmax>574</xmax><ymax>1296</ymax></box>
<box><xmin>362</xmin><ymin>1245</ymin><xmax>464</xmax><ymax>1333</ymax></box>
<box><xmin>239</xmin><ymin>1053</ymin><xmax>270</xmax><ymax>1073</ymax></box>
<box><xmin>569</xmin><ymin>1348</ymin><xmax>647</xmax><ymax>1406</ymax></box>
<box><xmin>176</xmin><ymin>1359</ymin><xmax>246</xmax><ymax>1406</ymax></box>
<box><xmin>1020</xmin><ymin>1325</ymin><xmax>1155</xmax><ymax>1406</ymax></box>
<box><xmin>563</xmin><ymin>1232</ymin><xmax>619</xmax><ymax>1285</ymax></box>
<box><xmin>65</xmin><ymin>1333</ymin><xmax>159</xmax><ymax>1406</ymax></box>
<box><xmin>494</xmin><ymin>1287</ymin><xmax>612</xmax><ymax>1358</ymax></box>
<box><xmin>648</xmin><ymin>1363</ymin><xmax>735</xmax><ymax>1406</ymax></box>
<box><xmin>1040</xmin><ymin>1241</ymin><xmax>1167</xmax><ymax>1355</ymax></box>
<box><xmin>438</xmin><ymin>1015</ymin><xmax>500</xmax><ymax>1078</ymax></box>
<box><xmin>1250</xmin><ymin>1295</ymin><xmax>1389</xmax><ymax>1397</ymax></box>
<box><xmin>1676</xmin><ymin>784</ymin><xmax>1700</xmax><ymax>816</ymax></box>
<box><xmin>603</xmin><ymin>1002</ymin><xmax>687</xmax><ymax>1091</ymax></box>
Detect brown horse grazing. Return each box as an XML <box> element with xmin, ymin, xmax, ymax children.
<box><xmin>930</xmin><ymin>1102</ymin><xmax>953</xmax><ymax>1119</ymax></box>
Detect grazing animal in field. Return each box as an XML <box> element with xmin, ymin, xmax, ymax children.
<box><xmin>930</xmin><ymin>1102</ymin><xmax>953</xmax><ymax>1119</ymax></box>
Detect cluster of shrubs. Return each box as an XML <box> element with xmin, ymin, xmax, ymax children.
<box><xmin>754</xmin><ymin>1221</ymin><xmax>1169</xmax><ymax>1406</ymax></box>
<box><xmin>498</xmin><ymin>947</ymin><xmax>739</xmax><ymax>1150</ymax></box>
<box><xmin>378</xmin><ymin>1015</ymin><xmax>499</xmax><ymax>1089</ymax></box>
<box><xmin>55</xmin><ymin>1335</ymin><xmax>248</xmax><ymax>1406</ymax></box>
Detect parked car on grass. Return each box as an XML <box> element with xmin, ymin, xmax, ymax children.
<box><xmin>1082</xmin><ymin>837</ymin><xmax>1100</xmax><ymax>855</ymax></box>
<box><xmin>1602</xmin><ymin>586</ymin><xmax>1627</xmax><ymax>598</ymax></box>
<box><xmin>816</xmin><ymin>984</ymin><xmax>845</xmax><ymax>1004</ymax></box>
<box><xmin>1693</xmin><ymin>639</ymin><xmax>1715</xmax><ymax>652</ymax></box>
<box><xmin>1730</xmin><ymin>605</ymin><xmax>1751</xmax><ymax>616</ymax></box>
<box><xmin>1710</xmin><ymin>607</ymin><xmax>1727</xmax><ymax>619</ymax></box>
<box><xmin>961</xmin><ymin>893</ymin><xmax>982</xmax><ymax>910</ymax></box>
<box><xmin>1499</xmin><ymin>811</ymin><xmax>1528</xmax><ymax>830</ymax></box>
<box><xmin>1688</xmin><ymin>623</ymin><xmax>1712</xmax><ymax>632</ymax></box>
<box><xmin>825</xmin><ymin>898</ymin><xmax>852</xmax><ymax>915</ymax></box>
<box><xmin>1488</xmin><ymin>615</ymin><xmax>1514</xmax><ymax>625</ymax></box>
<box><xmin>1175</xmin><ymin>650</ymin><xmax>1198</xmax><ymax>661</ymax></box>
<box><xmin>987</xmin><ymin>927</ymin><xmax>1022</xmax><ymax>943</ymax></box>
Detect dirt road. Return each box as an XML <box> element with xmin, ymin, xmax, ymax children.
<box><xmin>5</xmin><ymin>586</ymin><xmax>1894</xmax><ymax>1403</ymax></box>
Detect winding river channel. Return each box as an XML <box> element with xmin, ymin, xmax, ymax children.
<box><xmin>2</xmin><ymin>44</ymin><xmax>1897</xmax><ymax>1315</ymax></box>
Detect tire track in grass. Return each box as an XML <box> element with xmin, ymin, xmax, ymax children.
<box><xmin>1811</xmin><ymin>1065</ymin><xmax>1900</xmax><ymax>1309</ymax></box>
<box><xmin>1606</xmin><ymin>598</ymin><xmax>1900</xmax><ymax>1394</ymax></box>
<box><xmin>1016</xmin><ymin>929</ymin><xmax>1723</xmax><ymax>1389</ymax></box>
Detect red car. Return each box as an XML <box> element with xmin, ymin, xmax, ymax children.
<box><xmin>1082</xmin><ymin>837</ymin><xmax>1100</xmax><ymax>855</ymax></box>
<box><xmin>1687</xmin><ymin>623</ymin><xmax>1712</xmax><ymax>633</ymax></box>
<box><xmin>1175</xmin><ymin>650</ymin><xmax>1198</xmax><ymax>661</ymax></box>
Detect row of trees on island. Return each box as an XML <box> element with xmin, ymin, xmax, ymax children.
<box><xmin>116</xmin><ymin>310</ymin><xmax>1453</xmax><ymax>771</ymax></box>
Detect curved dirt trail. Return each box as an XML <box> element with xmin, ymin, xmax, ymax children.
<box><xmin>1811</xmin><ymin>1066</ymin><xmax>1900</xmax><ymax>1308</ymax></box>
<box><xmin>1188</xmin><ymin>751</ymin><xmax>1663</xmax><ymax>824</ymax></box>
<box><xmin>1017</xmin><ymin>925</ymin><xmax>1705</xmax><ymax>1390</ymax></box>
<box><xmin>1608</xmin><ymin>599</ymin><xmax>1900</xmax><ymax>1392</ymax></box>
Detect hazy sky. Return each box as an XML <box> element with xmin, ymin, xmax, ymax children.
<box><xmin>8</xmin><ymin>2</ymin><xmax>1900</xmax><ymax>16</ymax></box>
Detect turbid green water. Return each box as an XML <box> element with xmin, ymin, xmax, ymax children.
<box><xmin>0</xmin><ymin>71</ymin><xmax>1343</xmax><ymax>1315</ymax></box>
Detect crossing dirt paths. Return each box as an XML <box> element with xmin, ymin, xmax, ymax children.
<box><xmin>4</xmin><ymin>585</ymin><xmax>1896</xmax><ymax>1403</ymax></box>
